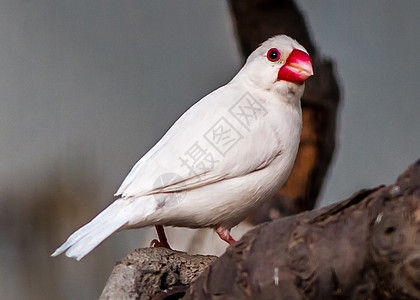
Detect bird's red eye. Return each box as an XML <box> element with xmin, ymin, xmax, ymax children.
<box><xmin>267</xmin><ymin>48</ymin><xmax>281</xmax><ymax>62</ymax></box>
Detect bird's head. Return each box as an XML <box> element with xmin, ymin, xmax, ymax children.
<box><xmin>236</xmin><ymin>35</ymin><xmax>313</xmax><ymax>101</ymax></box>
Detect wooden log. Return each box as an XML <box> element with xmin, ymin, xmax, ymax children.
<box><xmin>101</xmin><ymin>160</ymin><xmax>420</xmax><ymax>299</ymax></box>
<box><xmin>185</xmin><ymin>160</ymin><xmax>420</xmax><ymax>299</ymax></box>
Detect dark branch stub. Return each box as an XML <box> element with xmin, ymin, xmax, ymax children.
<box><xmin>228</xmin><ymin>0</ymin><xmax>341</xmax><ymax>220</ymax></box>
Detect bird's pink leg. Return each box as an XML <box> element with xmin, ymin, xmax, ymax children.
<box><xmin>215</xmin><ymin>226</ymin><xmax>236</xmax><ymax>244</ymax></box>
<box><xmin>150</xmin><ymin>225</ymin><xmax>172</xmax><ymax>249</ymax></box>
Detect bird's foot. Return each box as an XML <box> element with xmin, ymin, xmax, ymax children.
<box><xmin>215</xmin><ymin>226</ymin><xmax>236</xmax><ymax>244</ymax></box>
<box><xmin>150</xmin><ymin>239</ymin><xmax>172</xmax><ymax>249</ymax></box>
<box><xmin>150</xmin><ymin>225</ymin><xmax>172</xmax><ymax>249</ymax></box>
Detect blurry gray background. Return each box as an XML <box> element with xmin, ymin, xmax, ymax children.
<box><xmin>0</xmin><ymin>1</ymin><xmax>419</xmax><ymax>299</ymax></box>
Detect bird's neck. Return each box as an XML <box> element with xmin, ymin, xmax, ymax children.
<box><xmin>230</xmin><ymin>69</ymin><xmax>304</xmax><ymax>106</ymax></box>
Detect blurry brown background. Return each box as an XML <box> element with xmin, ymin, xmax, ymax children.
<box><xmin>0</xmin><ymin>1</ymin><xmax>419</xmax><ymax>299</ymax></box>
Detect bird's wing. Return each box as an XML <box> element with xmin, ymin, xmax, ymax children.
<box><xmin>115</xmin><ymin>83</ymin><xmax>283</xmax><ymax>199</ymax></box>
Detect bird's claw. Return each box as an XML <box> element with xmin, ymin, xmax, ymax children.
<box><xmin>150</xmin><ymin>225</ymin><xmax>172</xmax><ymax>249</ymax></box>
<box><xmin>150</xmin><ymin>238</ymin><xmax>172</xmax><ymax>249</ymax></box>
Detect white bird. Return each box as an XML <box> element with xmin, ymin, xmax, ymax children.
<box><xmin>52</xmin><ymin>35</ymin><xmax>313</xmax><ymax>260</ymax></box>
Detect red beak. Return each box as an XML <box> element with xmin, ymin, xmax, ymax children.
<box><xmin>277</xmin><ymin>49</ymin><xmax>313</xmax><ymax>85</ymax></box>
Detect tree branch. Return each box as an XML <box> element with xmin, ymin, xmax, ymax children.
<box><xmin>102</xmin><ymin>160</ymin><xmax>420</xmax><ymax>299</ymax></box>
<box><xmin>185</xmin><ymin>159</ymin><xmax>420</xmax><ymax>299</ymax></box>
<box><xmin>99</xmin><ymin>248</ymin><xmax>216</xmax><ymax>300</ymax></box>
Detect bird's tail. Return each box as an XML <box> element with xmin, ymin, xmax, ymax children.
<box><xmin>51</xmin><ymin>198</ymin><xmax>154</xmax><ymax>261</ymax></box>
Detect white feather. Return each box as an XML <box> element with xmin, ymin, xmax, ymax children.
<box><xmin>51</xmin><ymin>198</ymin><xmax>157</xmax><ymax>260</ymax></box>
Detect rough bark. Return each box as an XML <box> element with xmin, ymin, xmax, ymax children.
<box><xmin>99</xmin><ymin>248</ymin><xmax>217</xmax><ymax>300</ymax></box>
<box><xmin>184</xmin><ymin>160</ymin><xmax>420</xmax><ymax>299</ymax></box>
<box><xmin>102</xmin><ymin>160</ymin><xmax>420</xmax><ymax>299</ymax></box>
<box><xmin>228</xmin><ymin>0</ymin><xmax>340</xmax><ymax>219</ymax></box>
